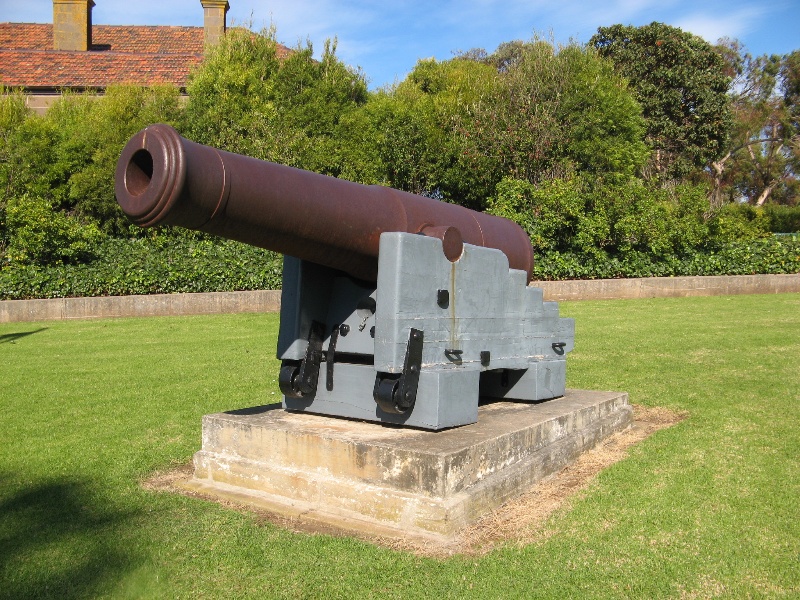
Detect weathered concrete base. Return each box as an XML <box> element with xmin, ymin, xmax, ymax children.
<box><xmin>187</xmin><ymin>389</ymin><xmax>631</xmax><ymax>539</ymax></box>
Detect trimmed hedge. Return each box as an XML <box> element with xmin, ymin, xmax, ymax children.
<box><xmin>533</xmin><ymin>236</ymin><xmax>800</xmax><ymax>280</ymax></box>
<box><xmin>765</xmin><ymin>205</ymin><xmax>800</xmax><ymax>233</ymax></box>
<box><xmin>1</xmin><ymin>233</ymin><xmax>797</xmax><ymax>300</ymax></box>
<box><xmin>719</xmin><ymin>203</ymin><xmax>800</xmax><ymax>234</ymax></box>
<box><xmin>0</xmin><ymin>236</ymin><xmax>282</xmax><ymax>300</ymax></box>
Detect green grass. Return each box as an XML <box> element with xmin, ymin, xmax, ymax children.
<box><xmin>1</xmin><ymin>295</ymin><xmax>798</xmax><ymax>599</ymax></box>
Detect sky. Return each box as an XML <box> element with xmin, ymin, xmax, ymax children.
<box><xmin>2</xmin><ymin>0</ymin><xmax>799</xmax><ymax>89</ymax></box>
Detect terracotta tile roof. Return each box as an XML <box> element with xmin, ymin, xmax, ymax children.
<box><xmin>0</xmin><ymin>48</ymin><xmax>203</xmax><ymax>89</ymax></box>
<box><xmin>0</xmin><ymin>23</ymin><xmax>52</xmax><ymax>50</ymax></box>
<box><xmin>0</xmin><ymin>23</ymin><xmax>291</xmax><ymax>91</ymax></box>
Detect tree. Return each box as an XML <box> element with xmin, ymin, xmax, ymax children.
<box><xmin>184</xmin><ymin>26</ymin><xmax>286</xmax><ymax>161</ymax></box>
<box><xmin>1</xmin><ymin>86</ymin><xmax>182</xmax><ymax>235</ymax></box>
<box><xmin>775</xmin><ymin>49</ymin><xmax>800</xmax><ymax>204</ymax></box>
<box><xmin>184</xmin><ymin>27</ymin><xmax>369</xmax><ymax>178</ymax></box>
<box><xmin>365</xmin><ymin>39</ymin><xmax>648</xmax><ymax>210</ymax></box>
<box><xmin>710</xmin><ymin>43</ymin><xmax>799</xmax><ymax>207</ymax></box>
<box><xmin>393</xmin><ymin>55</ymin><xmax>504</xmax><ymax>208</ymax></box>
<box><xmin>553</xmin><ymin>45</ymin><xmax>649</xmax><ymax>180</ymax></box>
<box><xmin>64</xmin><ymin>85</ymin><xmax>183</xmax><ymax>230</ymax></box>
<box><xmin>464</xmin><ymin>40</ymin><xmax>648</xmax><ymax>188</ymax></box>
<box><xmin>591</xmin><ymin>22</ymin><xmax>732</xmax><ymax>180</ymax></box>
<box><xmin>0</xmin><ymin>90</ymin><xmax>33</xmax><ymax>250</ymax></box>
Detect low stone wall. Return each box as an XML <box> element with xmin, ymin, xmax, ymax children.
<box><xmin>533</xmin><ymin>273</ymin><xmax>800</xmax><ymax>301</ymax></box>
<box><xmin>0</xmin><ymin>290</ymin><xmax>281</xmax><ymax>323</ymax></box>
<box><xmin>1</xmin><ymin>274</ymin><xmax>798</xmax><ymax>323</ymax></box>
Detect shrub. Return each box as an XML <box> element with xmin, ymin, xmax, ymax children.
<box><xmin>487</xmin><ymin>175</ymin><xmax>725</xmax><ymax>259</ymax></box>
<box><xmin>184</xmin><ymin>28</ymin><xmax>368</xmax><ymax>178</ymax></box>
<box><xmin>533</xmin><ymin>238</ymin><xmax>800</xmax><ymax>280</ymax></box>
<box><xmin>0</xmin><ymin>90</ymin><xmax>32</xmax><ymax>248</ymax></box>
<box><xmin>764</xmin><ymin>204</ymin><xmax>800</xmax><ymax>233</ymax></box>
<box><xmin>3</xmin><ymin>194</ymin><xmax>104</xmax><ymax>266</ymax></box>
<box><xmin>0</xmin><ymin>234</ymin><xmax>282</xmax><ymax>299</ymax></box>
<box><xmin>0</xmin><ymin>87</ymin><xmax>182</xmax><ymax>237</ymax></box>
<box><xmin>706</xmin><ymin>203</ymin><xmax>769</xmax><ymax>242</ymax></box>
<box><xmin>488</xmin><ymin>175</ymin><xmax>798</xmax><ymax>280</ymax></box>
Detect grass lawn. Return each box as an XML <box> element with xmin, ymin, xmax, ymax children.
<box><xmin>1</xmin><ymin>294</ymin><xmax>798</xmax><ymax>599</ymax></box>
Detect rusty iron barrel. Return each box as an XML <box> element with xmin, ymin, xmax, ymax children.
<box><xmin>115</xmin><ymin>124</ymin><xmax>534</xmax><ymax>282</ymax></box>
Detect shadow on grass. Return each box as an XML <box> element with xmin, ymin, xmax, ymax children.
<box><xmin>0</xmin><ymin>328</ymin><xmax>48</xmax><ymax>344</ymax></box>
<box><xmin>0</xmin><ymin>474</ymin><xmax>141</xmax><ymax>600</ymax></box>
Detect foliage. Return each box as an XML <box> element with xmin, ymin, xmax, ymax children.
<box><xmin>556</xmin><ymin>46</ymin><xmax>650</xmax><ymax>180</ymax></box>
<box><xmin>3</xmin><ymin>229</ymin><xmax>793</xmax><ymax>296</ymax></box>
<box><xmin>184</xmin><ymin>28</ymin><xmax>369</xmax><ymax>178</ymax></box>
<box><xmin>697</xmin><ymin>202</ymin><xmax>800</xmax><ymax>234</ymax></box>
<box><xmin>487</xmin><ymin>175</ymin><xmax>754</xmax><ymax>259</ymax></box>
<box><xmin>1</xmin><ymin>25</ymin><xmax>797</xmax><ymax>292</ymax></box>
<box><xmin>362</xmin><ymin>57</ymin><xmax>499</xmax><ymax>205</ymax></box>
<box><xmin>273</xmin><ymin>38</ymin><xmax>371</xmax><ymax>177</ymax></box>
<box><xmin>533</xmin><ymin>237</ymin><xmax>800</xmax><ymax>280</ymax></box>
<box><xmin>368</xmin><ymin>39</ymin><xmax>648</xmax><ymax>210</ymax></box>
<box><xmin>0</xmin><ymin>234</ymin><xmax>282</xmax><ymax>299</ymax></box>
<box><xmin>765</xmin><ymin>204</ymin><xmax>800</xmax><ymax>232</ymax></box>
<box><xmin>486</xmin><ymin>174</ymin><xmax>798</xmax><ymax>280</ymax></box>
<box><xmin>365</xmin><ymin>39</ymin><xmax>647</xmax><ymax>210</ymax></box>
<box><xmin>3</xmin><ymin>193</ymin><xmax>104</xmax><ymax>266</ymax></box>
<box><xmin>780</xmin><ymin>49</ymin><xmax>800</xmax><ymax>182</ymax></box>
<box><xmin>183</xmin><ymin>26</ymin><xmax>285</xmax><ymax>160</ymax></box>
<box><xmin>0</xmin><ymin>90</ymin><xmax>31</xmax><ymax>251</ymax></box>
<box><xmin>0</xmin><ymin>86</ymin><xmax>182</xmax><ymax>235</ymax></box>
<box><xmin>591</xmin><ymin>22</ymin><xmax>732</xmax><ymax>180</ymax></box>
<box><xmin>63</xmin><ymin>85</ymin><xmax>183</xmax><ymax>230</ymax></box>
<box><xmin>710</xmin><ymin>42</ymin><xmax>799</xmax><ymax>207</ymax></box>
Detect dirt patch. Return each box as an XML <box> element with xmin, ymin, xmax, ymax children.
<box><xmin>142</xmin><ymin>404</ymin><xmax>685</xmax><ymax>557</ymax></box>
<box><xmin>141</xmin><ymin>462</ymin><xmax>195</xmax><ymax>492</ymax></box>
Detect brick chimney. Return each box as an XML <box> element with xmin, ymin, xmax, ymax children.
<box><xmin>200</xmin><ymin>0</ymin><xmax>229</xmax><ymax>49</ymax></box>
<box><xmin>53</xmin><ymin>0</ymin><xmax>94</xmax><ymax>51</ymax></box>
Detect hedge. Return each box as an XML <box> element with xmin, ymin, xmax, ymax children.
<box><xmin>533</xmin><ymin>236</ymin><xmax>800</xmax><ymax>280</ymax></box>
<box><xmin>765</xmin><ymin>205</ymin><xmax>800</xmax><ymax>233</ymax></box>
<box><xmin>0</xmin><ymin>236</ymin><xmax>283</xmax><ymax>300</ymax></box>
<box><xmin>1</xmin><ymin>235</ymin><xmax>798</xmax><ymax>300</ymax></box>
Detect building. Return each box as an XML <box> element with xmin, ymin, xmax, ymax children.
<box><xmin>0</xmin><ymin>0</ymin><xmax>289</xmax><ymax>113</ymax></box>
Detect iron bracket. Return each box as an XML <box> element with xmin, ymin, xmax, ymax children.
<box><xmin>325</xmin><ymin>325</ymin><xmax>341</xmax><ymax>391</ymax></box>
<box><xmin>373</xmin><ymin>328</ymin><xmax>424</xmax><ymax>414</ymax></box>
<box><xmin>279</xmin><ymin>320</ymin><xmax>326</xmax><ymax>398</ymax></box>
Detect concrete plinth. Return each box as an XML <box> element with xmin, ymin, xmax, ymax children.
<box><xmin>187</xmin><ymin>389</ymin><xmax>631</xmax><ymax>539</ymax></box>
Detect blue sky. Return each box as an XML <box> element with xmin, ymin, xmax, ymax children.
<box><xmin>3</xmin><ymin>0</ymin><xmax>799</xmax><ymax>89</ymax></box>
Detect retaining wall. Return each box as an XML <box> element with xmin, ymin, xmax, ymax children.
<box><xmin>532</xmin><ymin>273</ymin><xmax>800</xmax><ymax>301</ymax></box>
<box><xmin>0</xmin><ymin>290</ymin><xmax>281</xmax><ymax>323</ymax></box>
<box><xmin>1</xmin><ymin>274</ymin><xmax>798</xmax><ymax>323</ymax></box>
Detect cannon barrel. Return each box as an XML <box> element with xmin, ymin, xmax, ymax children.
<box><xmin>115</xmin><ymin>124</ymin><xmax>534</xmax><ymax>282</ymax></box>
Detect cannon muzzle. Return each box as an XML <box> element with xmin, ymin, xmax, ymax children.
<box><xmin>115</xmin><ymin>124</ymin><xmax>534</xmax><ymax>282</ymax></box>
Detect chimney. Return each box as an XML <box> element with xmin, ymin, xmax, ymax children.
<box><xmin>53</xmin><ymin>0</ymin><xmax>94</xmax><ymax>51</ymax></box>
<box><xmin>200</xmin><ymin>0</ymin><xmax>229</xmax><ymax>49</ymax></box>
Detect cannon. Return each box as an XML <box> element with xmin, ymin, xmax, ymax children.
<box><xmin>115</xmin><ymin>124</ymin><xmax>574</xmax><ymax>429</ymax></box>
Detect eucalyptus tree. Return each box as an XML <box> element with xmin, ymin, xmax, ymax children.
<box><xmin>711</xmin><ymin>42</ymin><xmax>799</xmax><ymax>206</ymax></box>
